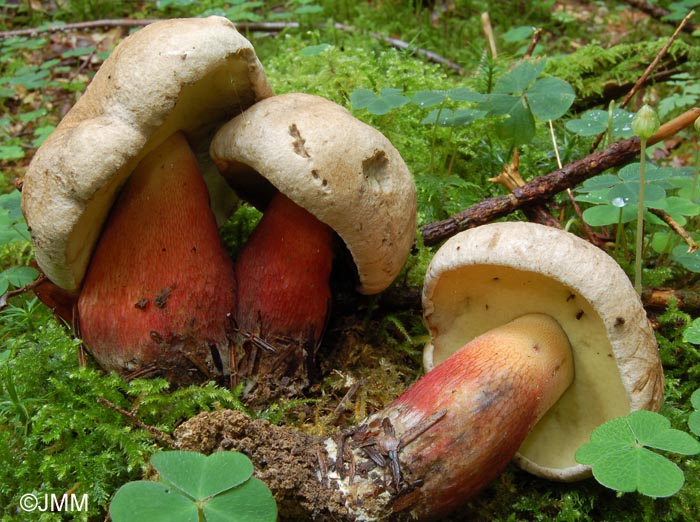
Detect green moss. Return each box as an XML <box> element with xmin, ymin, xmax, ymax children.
<box><xmin>0</xmin><ymin>299</ymin><xmax>247</xmax><ymax>521</ymax></box>
<box><xmin>547</xmin><ymin>39</ymin><xmax>700</xmax><ymax>110</ymax></box>
<box><xmin>1</xmin><ymin>2</ymin><xmax>699</xmax><ymax>520</ymax></box>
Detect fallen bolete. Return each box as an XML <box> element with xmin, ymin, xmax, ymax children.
<box><xmin>210</xmin><ymin>93</ymin><xmax>417</xmax><ymax>398</ymax></box>
<box><xmin>422</xmin><ymin>221</ymin><xmax>664</xmax><ymax>481</ymax></box>
<box><xmin>174</xmin><ymin>222</ymin><xmax>664</xmax><ymax>520</ymax></box>
<box><xmin>21</xmin><ymin>17</ymin><xmax>273</xmax><ymax>384</ymax></box>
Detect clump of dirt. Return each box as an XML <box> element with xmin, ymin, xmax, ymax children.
<box><xmin>172</xmin><ymin>308</ymin><xmax>425</xmax><ymax>521</ymax></box>
<box><xmin>174</xmin><ymin>409</ymin><xmax>350</xmax><ymax>521</ymax></box>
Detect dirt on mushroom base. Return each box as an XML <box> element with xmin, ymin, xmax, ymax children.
<box><xmin>174</xmin><ymin>409</ymin><xmax>349</xmax><ymax>521</ymax></box>
<box><xmin>174</xmin><ymin>311</ymin><xmax>424</xmax><ymax>520</ymax></box>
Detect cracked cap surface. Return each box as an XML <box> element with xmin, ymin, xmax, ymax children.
<box><xmin>210</xmin><ymin>93</ymin><xmax>417</xmax><ymax>295</ymax></box>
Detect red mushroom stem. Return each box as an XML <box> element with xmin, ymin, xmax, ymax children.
<box><xmin>77</xmin><ymin>131</ymin><xmax>237</xmax><ymax>385</ymax></box>
<box><xmin>232</xmin><ymin>191</ymin><xmax>334</xmax><ymax>399</ymax></box>
<box><xmin>336</xmin><ymin>313</ymin><xmax>574</xmax><ymax>520</ymax></box>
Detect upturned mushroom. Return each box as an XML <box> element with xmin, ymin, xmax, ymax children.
<box><xmin>421</xmin><ymin>221</ymin><xmax>664</xmax><ymax>482</ymax></box>
<box><xmin>209</xmin><ymin>93</ymin><xmax>417</xmax><ymax>398</ymax></box>
<box><xmin>175</xmin><ymin>221</ymin><xmax>664</xmax><ymax>521</ymax></box>
<box><xmin>21</xmin><ymin>17</ymin><xmax>273</xmax><ymax>384</ymax></box>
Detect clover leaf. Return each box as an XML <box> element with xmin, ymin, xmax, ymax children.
<box><xmin>421</xmin><ymin>108</ymin><xmax>486</xmax><ymax>127</ymax></box>
<box><xmin>672</xmin><ymin>245</ymin><xmax>700</xmax><ymax>273</ymax></box>
<box><xmin>575</xmin><ymin>163</ymin><xmax>696</xmax><ymax>226</ymax></box>
<box><xmin>478</xmin><ymin>59</ymin><xmax>574</xmax><ymax>144</ymax></box>
<box><xmin>575</xmin><ymin>410</ymin><xmax>700</xmax><ymax>498</ymax></box>
<box><xmin>565</xmin><ymin>108</ymin><xmax>634</xmax><ymax>138</ymax></box>
<box><xmin>350</xmin><ymin>87</ymin><xmax>409</xmax><ymax>115</ymax></box>
<box><xmin>684</xmin><ymin>319</ymin><xmax>700</xmax><ymax>345</ymax></box>
<box><xmin>110</xmin><ymin>451</ymin><xmax>277</xmax><ymax>522</ymax></box>
<box><xmin>690</xmin><ymin>389</ymin><xmax>700</xmax><ymax>437</ymax></box>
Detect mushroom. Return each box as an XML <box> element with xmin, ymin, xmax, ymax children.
<box><xmin>209</xmin><ymin>92</ymin><xmax>417</xmax><ymax>397</ymax></box>
<box><xmin>173</xmin><ymin>222</ymin><xmax>664</xmax><ymax>520</ymax></box>
<box><xmin>21</xmin><ymin>17</ymin><xmax>273</xmax><ymax>384</ymax></box>
<box><xmin>421</xmin><ymin>221</ymin><xmax>664</xmax><ymax>482</ymax></box>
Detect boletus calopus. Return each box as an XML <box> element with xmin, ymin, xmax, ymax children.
<box><xmin>420</xmin><ymin>222</ymin><xmax>664</xmax><ymax>483</ymax></box>
<box><xmin>209</xmin><ymin>93</ymin><xmax>417</xmax><ymax>399</ymax></box>
<box><xmin>175</xmin><ymin>221</ymin><xmax>663</xmax><ymax>521</ymax></box>
<box><xmin>21</xmin><ymin>17</ymin><xmax>273</xmax><ymax>384</ymax></box>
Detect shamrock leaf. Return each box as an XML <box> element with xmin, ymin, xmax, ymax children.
<box><xmin>576</xmin><ymin>410</ymin><xmax>700</xmax><ymax>498</ymax></box>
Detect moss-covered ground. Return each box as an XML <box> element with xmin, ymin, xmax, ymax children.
<box><xmin>1</xmin><ymin>1</ymin><xmax>699</xmax><ymax>520</ymax></box>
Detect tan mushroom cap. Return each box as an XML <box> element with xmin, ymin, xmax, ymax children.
<box><xmin>21</xmin><ymin>16</ymin><xmax>273</xmax><ymax>292</ymax></box>
<box><xmin>210</xmin><ymin>93</ymin><xmax>417</xmax><ymax>295</ymax></box>
<box><xmin>422</xmin><ymin>221</ymin><xmax>664</xmax><ymax>482</ymax></box>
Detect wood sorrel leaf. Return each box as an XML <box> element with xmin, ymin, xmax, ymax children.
<box><xmin>152</xmin><ymin>451</ymin><xmax>254</xmax><ymax>501</ymax></box>
<box><xmin>412</xmin><ymin>90</ymin><xmax>447</xmax><ymax>108</ymax></box>
<box><xmin>684</xmin><ymin>320</ymin><xmax>700</xmax><ymax>345</ymax></box>
<box><xmin>576</xmin><ymin>411</ymin><xmax>700</xmax><ymax>498</ymax></box>
<box><xmin>690</xmin><ymin>389</ymin><xmax>700</xmax><ymax>436</ymax></box>
<box><xmin>203</xmin><ymin>477</ymin><xmax>278</xmax><ymax>522</ymax></box>
<box><xmin>493</xmin><ymin>59</ymin><xmax>546</xmax><ymax>94</ymax></box>
<box><xmin>565</xmin><ymin>109</ymin><xmax>634</xmax><ymax>137</ymax></box>
<box><xmin>671</xmin><ymin>245</ymin><xmax>700</xmax><ymax>273</ymax></box>
<box><xmin>110</xmin><ymin>481</ymin><xmax>198</xmax><ymax>522</ymax></box>
<box><xmin>350</xmin><ymin>88</ymin><xmax>409</xmax><ymax>115</ymax></box>
<box><xmin>527</xmin><ymin>77</ymin><xmax>575</xmax><ymax>121</ymax></box>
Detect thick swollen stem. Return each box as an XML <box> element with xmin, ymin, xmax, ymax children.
<box><xmin>233</xmin><ymin>191</ymin><xmax>334</xmax><ymax>398</ymax></box>
<box><xmin>77</xmin><ymin>132</ymin><xmax>237</xmax><ymax>385</ymax></box>
<box><xmin>175</xmin><ymin>314</ymin><xmax>573</xmax><ymax>521</ymax></box>
<box><xmin>347</xmin><ymin>313</ymin><xmax>574</xmax><ymax>520</ymax></box>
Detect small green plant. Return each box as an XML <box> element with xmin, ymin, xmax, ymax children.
<box><xmin>350</xmin><ymin>58</ymin><xmax>575</xmax><ymax>146</ymax></box>
<box><xmin>575</xmin><ymin>163</ymin><xmax>697</xmax><ymax>225</ymax></box>
<box><xmin>689</xmin><ymin>389</ymin><xmax>700</xmax><ymax>436</ymax></box>
<box><xmin>574</xmin><ymin>161</ymin><xmax>700</xmax><ymax>275</ymax></box>
<box><xmin>565</xmin><ymin>107</ymin><xmax>634</xmax><ymax>140</ymax></box>
<box><xmin>477</xmin><ymin>58</ymin><xmax>575</xmax><ymax>145</ymax></box>
<box><xmin>631</xmin><ymin>104</ymin><xmax>661</xmax><ymax>293</ymax></box>
<box><xmin>350</xmin><ymin>87</ymin><xmax>410</xmax><ymax>115</ymax></box>
<box><xmin>685</xmin><ymin>318</ymin><xmax>700</xmax><ymax>345</ymax></box>
<box><xmin>110</xmin><ymin>451</ymin><xmax>277</xmax><ymax>522</ymax></box>
<box><xmin>575</xmin><ymin>410</ymin><xmax>700</xmax><ymax>498</ymax></box>
<box><xmin>0</xmin><ymin>190</ymin><xmax>38</xmax><ymax>295</ymax></box>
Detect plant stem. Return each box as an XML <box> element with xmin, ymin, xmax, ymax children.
<box><xmin>615</xmin><ymin>208</ymin><xmax>624</xmax><ymax>259</ymax></box>
<box><xmin>634</xmin><ymin>138</ymin><xmax>647</xmax><ymax>294</ymax></box>
<box><xmin>693</xmin><ymin>143</ymin><xmax>699</xmax><ymax>202</ymax></box>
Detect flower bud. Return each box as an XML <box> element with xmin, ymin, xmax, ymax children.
<box><xmin>694</xmin><ymin>116</ymin><xmax>700</xmax><ymax>134</ymax></box>
<box><xmin>632</xmin><ymin>104</ymin><xmax>660</xmax><ymax>140</ymax></box>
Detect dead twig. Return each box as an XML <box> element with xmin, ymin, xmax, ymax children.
<box><xmin>643</xmin><ymin>287</ymin><xmax>700</xmax><ymax>312</ymax></box>
<box><xmin>621</xmin><ymin>9</ymin><xmax>695</xmax><ymax>110</ymax></box>
<box><xmin>648</xmin><ymin>208</ymin><xmax>699</xmax><ymax>253</ymax></box>
<box><xmin>97</xmin><ymin>397</ymin><xmax>174</xmax><ymax>447</ymax></box>
<box><xmin>523</xmin><ymin>27</ymin><xmax>542</xmax><ymax>59</ymax></box>
<box><xmin>626</xmin><ymin>0</ymin><xmax>698</xmax><ymax>33</ymax></box>
<box><xmin>489</xmin><ymin>151</ymin><xmax>562</xmax><ymax>229</ymax></box>
<box><xmin>0</xmin><ymin>18</ymin><xmax>465</xmax><ymax>74</ymax></box>
<box><xmin>420</xmin><ymin>108</ymin><xmax>700</xmax><ymax>246</ymax></box>
<box><xmin>590</xmin><ymin>9</ymin><xmax>695</xmax><ymax>152</ymax></box>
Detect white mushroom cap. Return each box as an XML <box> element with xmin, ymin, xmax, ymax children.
<box><xmin>422</xmin><ymin>221</ymin><xmax>664</xmax><ymax>482</ymax></box>
<box><xmin>210</xmin><ymin>93</ymin><xmax>417</xmax><ymax>295</ymax></box>
<box><xmin>21</xmin><ymin>16</ymin><xmax>273</xmax><ymax>292</ymax></box>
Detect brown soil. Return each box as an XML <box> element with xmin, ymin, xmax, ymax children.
<box><xmin>174</xmin><ymin>409</ymin><xmax>350</xmax><ymax>521</ymax></box>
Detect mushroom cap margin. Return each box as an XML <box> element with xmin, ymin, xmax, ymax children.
<box><xmin>422</xmin><ymin>221</ymin><xmax>664</xmax><ymax>481</ymax></box>
<box><xmin>210</xmin><ymin>92</ymin><xmax>417</xmax><ymax>295</ymax></box>
<box><xmin>21</xmin><ymin>16</ymin><xmax>273</xmax><ymax>292</ymax></box>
